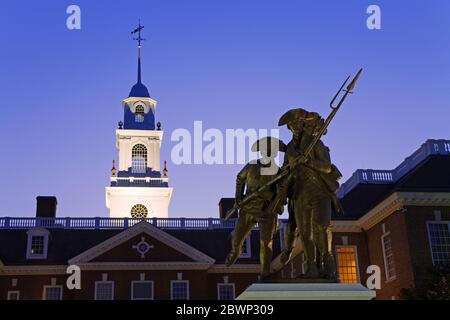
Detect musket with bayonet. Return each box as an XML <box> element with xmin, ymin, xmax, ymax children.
<box><xmin>224</xmin><ymin>68</ymin><xmax>362</xmax><ymax>222</ymax></box>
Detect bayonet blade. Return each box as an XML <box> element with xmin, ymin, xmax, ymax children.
<box><xmin>346</xmin><ymin>68</ymin><xmax>363</xmax><ymax>92</ymax></box>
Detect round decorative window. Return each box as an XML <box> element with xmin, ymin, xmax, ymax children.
<box><xmin>130</xmin><ymin>204</ymin><xmax>148</xmax><ymax>218</ymax></box>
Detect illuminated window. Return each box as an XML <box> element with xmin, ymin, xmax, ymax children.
<box><xmin>95</xmin><ymin>281</ymin><xmax>114</xmax><ymax>300</ymax></box>
<box><xmin>336</xmin><ymin>246</ymin><xmax>360</xmax><ymax>284</ymax></box>
<box><xmin>132</xmin><ymin>281</ymin><xmax>154</xmax><ymax>300</ymax></box>
<box><xmin>381</xmin><ymin>233</ymin><xmax>396</xmax><ymax>281</ymax></box>
<box><xmin>218</xmin><ymin>284</ymin><xmax>235</xmax><ymax>300</ymax></box>
<box><xmin>427</xmin><ymin>222</ymin><xmax>450</xmax><ymax>265</ymax></box>
<box><xmin>131</xmin><ymin>204</ymin><xmax>148</xmax><ymax>218</ymax></box>
<box><xmin>43</xmin><ymin>286</ymin><xmax>62</xmax><ymax>300</ymax></box>
<box><xmin>131</xmin><ymin>144</ymin><xmax>147</xmax><ymax>173</ymax></box>
<box><xmin>171</xmin><ymin>280</ymin><xmax>189</xmax><ymax>300</ymax></box>
<box><xmin>135</xmin><ymin>105</ymin><xmax>145</xmax><ymax>123</ymax></box>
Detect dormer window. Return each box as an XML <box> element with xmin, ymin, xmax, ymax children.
<box><xmin>26</xmin><ymin>228</ymin><xmax>49</xmax><ymax>259</ymax></box>
<box><xmin>135</xmin><ymin>105</ymin><xmax>145</xmax><ymax>123</ymax></box>
<box><xmin>31</xmin><ymin>236</ymin><xmax>45</xmax><ymax>254</ymax></box>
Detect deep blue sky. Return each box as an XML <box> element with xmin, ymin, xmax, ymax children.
<box><xmin>0</xmin><ymin>1</ymin><xmax>449</xmax><ymax>218</ymax></box>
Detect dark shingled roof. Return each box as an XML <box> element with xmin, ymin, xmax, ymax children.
<box><xmin>0</xmin><ymin>228</ymin><xmax>281</xmax><ymax>266</ymax></box>
<box><xmin>333</xmin><ymin>155</ymin><xmax>450</xmax><ymax>220</ymax></box>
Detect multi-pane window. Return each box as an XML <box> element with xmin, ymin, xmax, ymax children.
<box><xmin>26</xmin><ymin>229</ymin><xmax>49</xmax><ymax>259</ymax></box>
<box><xmin>31</xmin><ymin>236</ymin><xmax>45</xmax><ymax>255</ymax></box>
<box><xmin>131</xmin><ymin>281</ymin><xmax>154</xmax><ymax>300</ymax></box>
<box><xmin>427</xmin><ymin>222</ymin><xmax>450</xmax><ymax>265</ymax></box>
<box><xmin>43</xmin><ymin>286</ymin><xmax>62</xmax><ymax>300</ymax></box>
<box><xmin>381</xmin><ymin>233</ymin><xmax>396</xmax><ymax>281</ymax></box>
<box><xmin>131</xmin><ymin>144</ymin><xmax>147</xmax><ymax>173</ymax></box>
<box><xmin>7</xmin><ymin>291</ymin><xmax>20</xmax><ymax>300</ymax></box>
<box><xmin>336</xmin><ymin>246</ymin><xmax>360</xmax><ymax>284</ymax></box>
<box><xmin>171</xmin><ymin>281</ymin><xmax>189</xmax><ymax>300</ymax></box>
<box><xmin>218</xmin><ymin>284</ymin><xmax>235</xmax><ymax>300</ymax></box>
<box><xmin>131</xmin><ymin>204</ymin><xmax>148</xmax><ymax>218</ymax></box>
<box><xmin>95</xmin><ymin>282</ymin><xmax>114</xmax><ymax>300</ymax></box>
<box><xmin>135</xmin><ymin>105</ymin><xmax>145</xmax><ymax>123</ymax></box>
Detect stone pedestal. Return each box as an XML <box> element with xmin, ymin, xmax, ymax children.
<box><xmin>236</xmin><ymin>283</ymin><xmax>376</xmax><ymax>300</ymax></box>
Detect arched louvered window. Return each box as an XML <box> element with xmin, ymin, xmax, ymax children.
<box><xmin>132</xmin><ymin>144</ymin><xmax>147</xmax><ymax>173</ymax></box>
<box><xmin>135</xmin><ymin>105</ymin><xmax>145</xmax><ymax>123</ymax></box>
<box><xmin>131</xmin><ymin>204</ymin><xmax>148</xmax><ymax>218</ymax></box>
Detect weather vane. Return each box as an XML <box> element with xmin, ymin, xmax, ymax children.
<box><xmin>131</xmin><ymin>20</ymin><xmax>145</xmax><ymax>47</ymax></box>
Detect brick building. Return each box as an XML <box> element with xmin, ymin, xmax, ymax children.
<box><xmin>1</xmin><ymin>27</ymin><xmax>449</xmax><ymax>300</ymax></box>
<box><xmin>274</xmin><ymin>139</ymin><xmax>450</xmax><ymax>300</ymax></box>
<box><xmin>0</xmin><ymin>139</ymin><xmax>449</xmax><ymax>300</ymax></box>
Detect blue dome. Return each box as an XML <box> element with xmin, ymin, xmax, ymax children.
<box><xmin>129</xmin><ymin>82</ymin><xmax>150</xmax><ymax>98</ymax></box>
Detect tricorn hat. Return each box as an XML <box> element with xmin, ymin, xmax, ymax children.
<box><xmin>278</xmin><ymin>108</ymin><xmax>317</xmax><ymax>126</ymax></box>
<box><xmin>251</xmin><ymin>137</ymin><xmax>287</xmax><ymax>153</ymax></box>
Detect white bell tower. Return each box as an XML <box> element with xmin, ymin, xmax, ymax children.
<box><xmin>105</xmin><ymin>22</ymin><xmax>173</xmax><ymax>218</ymax></box>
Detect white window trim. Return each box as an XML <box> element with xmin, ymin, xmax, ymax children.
<box><xmin>42</xmin><ymin>285</ymin><xmax>63</xmax><ymax>300</ymax></box>
<box><xmin>426</xmin><ymin>220</ymin><xmax>450</xmax><ymax>266</ymax></box>
<box><xmin>94</xmin><ymin>281</ymin><xmax>114</xmax><ymax>300</ymax></box>
<box><xmin>335</xmin><ymin>245</ymin><xmax>361</xmax><ymax>283</ymax></box>
<box><xmin>131</xmin><ymin>280</ymin><xmax>154</xmax><ymax>300</ymax></box>
<box><xmin>7</xmin><ymin>290</ymin><xmax>20</xmax><ymax>300</ymax></box>
<box><xmin>381</xmin><ymin>232</ymin><xmax>397</xmax><ymax>282</ymax></box>
<box><xmin>130</xmin><ymin>102</ymin><xmax>149</xmax><ymax>114</ymax></box>
<box><xmin>217</xmin><ymin>283</ymin><xmax>235</xmax><ymax>300</ymax></box>
<box><xmin>26</xmin><ymin>228</ymin><xmax>50</xmax><ymax>260</ymax></box>
<box><xmin>239</xmin><ymin>235</ymin><xmax>252</xmax><ymax>258</ymax></box>
<box><xmin>170</xmin><ymin>280</ymin><xmax>189</xmax><ymax>300</ymax></box>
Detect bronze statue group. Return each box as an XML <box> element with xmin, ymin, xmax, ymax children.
<box><xmin>225</xmin><ymin>108</ymin><xmax>343</xmax><ymax>281</ymax></box>
<box><xmin>225</xmin><ymin>69</ymin><xmax>361</xmax><ymax>281</ymax></box>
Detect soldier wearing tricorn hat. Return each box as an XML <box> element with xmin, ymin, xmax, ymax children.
<box><xmin>223</xmin><ymin>68</ymin><xmax>362</xmax><ymax>280</ymax></box>
<box><xmin>277</xmin><ymin>108</ymin><xmax>343</xmax><ymax>280</ymax></box>
<box><xmin>225</xmin><ymin>136</ymin><xmax>286</xmax><ymax>278</ymax></box>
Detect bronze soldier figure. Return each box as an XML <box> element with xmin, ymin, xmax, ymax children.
<box><xmin>223</xmin><ymin>69</ymin><xmax>362</xmax><ymax>280</ymax></box>
<box><xmin>277</xmin><ymin>109</ymin><xmax>343</xmax><ymax>280</ymax></box>
<box><xmin>225</xmin><ymin>137</ymin><xmax>286</xmax><ymax>278</ymax></box>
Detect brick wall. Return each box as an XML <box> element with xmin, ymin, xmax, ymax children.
<box><xmin>0</xmin><ymin>269</ymin><xmax>259</xmax><ymax>300</ymax></box>
<box><xmin>403</xmin><ymin>206</ymin><xmax>450</xmax><ymax>289</ymax></box>
<box><xmin>365</xmin><ymin>210</ymin><xmax>415</xmax><ymax>300</ymax></box>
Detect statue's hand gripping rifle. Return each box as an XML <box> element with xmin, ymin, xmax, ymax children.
<box><xmin>224</xmin><ymin>68</ymin><xmax>362</xmax><ymax>222</ymax></box>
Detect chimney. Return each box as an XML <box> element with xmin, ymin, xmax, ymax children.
<box><xmin>36</xmin><ymin>196</ymin><xmax>57</xmax><ymax>218</ymax></box>
<box><xmin>218</xmin><ymin>197</ymin><xmax>235</xmax><ymax>219</ymax></box>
